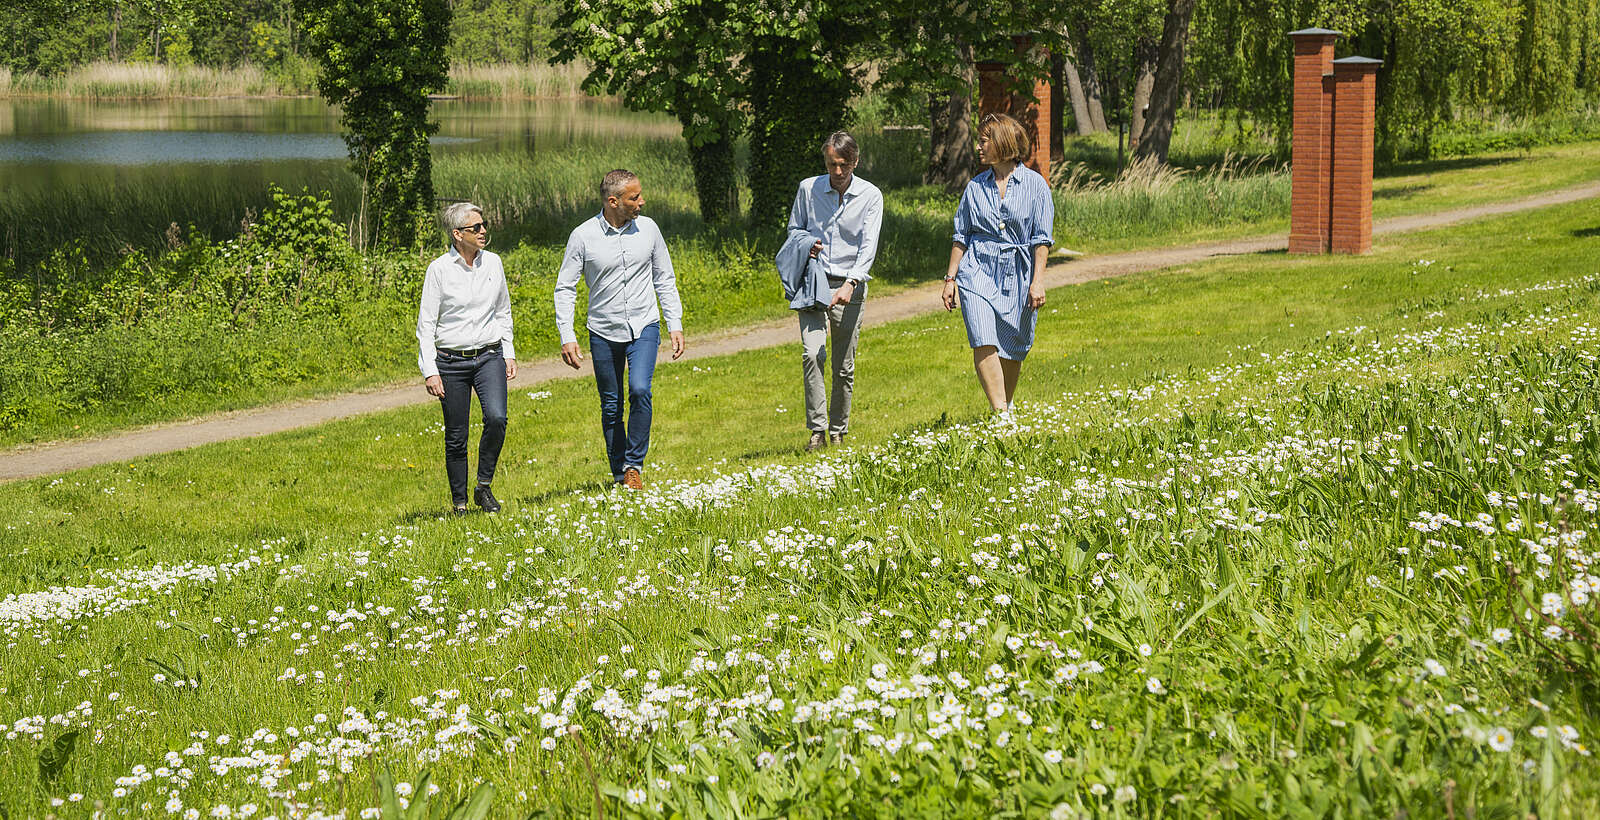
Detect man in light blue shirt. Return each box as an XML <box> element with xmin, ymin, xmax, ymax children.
<box><xmin>785</xmin><ymin>131</ymin><xmax>883</xmax><ymax>451</ymax></box>
<box><xmin>554</xmin><ymin>169</ymin><xmax>686</xmax><ymax>489</ymax></box>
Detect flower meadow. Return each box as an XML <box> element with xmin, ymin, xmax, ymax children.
<box><xmin>5</xmin><ymin>271</ymin><xmax>1600</xmax><ymax>818</ymax></box>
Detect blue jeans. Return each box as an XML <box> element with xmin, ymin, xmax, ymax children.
<box><xmin>590</xmin><ymin>322</ymin><xmax>659</xmax><ymax>481</ymax></box>
<box><xmin>436</xmin><ymin>349</ymin><xmax>508</xmax><ymax>504</ymax></box>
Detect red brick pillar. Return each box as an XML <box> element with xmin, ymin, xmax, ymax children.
<box><xmin>1330</xmin><ymin>57</ymin><xmax>1382</xmax><ymax>254</ymax></box>
<box><xmin>976</xmin><ymin>36</ymin><xmax>1052</xmax><ymax>182</ymax></box>
<box><xmin>1288</xmin><ymin>28</ymin><xmax>1338</xmax><ymax>254</ymax></box>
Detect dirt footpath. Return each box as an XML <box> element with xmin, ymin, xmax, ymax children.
<box><xmin>4</xmin><ymin>180</ymin><xmax>1597</xmax><ymax>482</ymax></box>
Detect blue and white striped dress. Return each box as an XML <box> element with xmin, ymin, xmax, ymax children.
<box><xmin>952</xmin><ymin>165</ymin><xmax>1055</xmax><ymax>361</ymax></box>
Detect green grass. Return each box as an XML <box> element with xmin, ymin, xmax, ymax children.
<box><xmin>2</xmin><ymin>199</ymin><xmax>1599</xmax><ymax>817</ymax></box>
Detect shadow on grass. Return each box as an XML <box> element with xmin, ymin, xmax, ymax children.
<box><xmin>1376</xmin><ymin>155</ymin><xmax>1517</xmax><ymax>178</ymax></box>
<box><xmin>1376</xmin><ymin>184</ymin><xmax>1434</xmax><ymax>200</ymax></box>
<box><xmin>1571</xmin><ymin>226</ymin><xmax>1600</xmax><ymax>238</ymax></box>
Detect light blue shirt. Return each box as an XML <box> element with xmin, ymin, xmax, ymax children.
<box><xmin>786</xmin><ymin>174</ymin><xmax>883</xmax><ymax>283</ymax></box>
<box><xmin>416</xmin><ymin>246</ymin><xmax>515</xmax><ymax>379</ymax></box>
<box><xmin>554</xmin><ymin>213</ymin><xmax>685</xmax><ymax>345</ymax></box>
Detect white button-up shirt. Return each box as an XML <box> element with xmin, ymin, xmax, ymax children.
<box><xmin>554</xmin><ymin>213</ymin><xmax>684</xmax><ymax>345</ymax></box>
<box><xmin>786</xmin><ymin>174</ymin><xmax>883</xmax><ymax>283</ymax></box>
<box><xmin>416</xmin><ymin>246</ymin><xmax>515</xmax><ymax>379</ymax></box>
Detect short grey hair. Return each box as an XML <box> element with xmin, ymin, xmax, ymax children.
<box><xmin>601</xmin><ymin>169</ymin><xmax>640</xmax><ymax>201</ymax></box>
<box><xmin>821</xmin><ymin>131</ymin><xmax>859</xmax><ymax>164</ymax></box>
<box><xmin>440</xmin><ymin>202</ymin><xmax>483</xmax><ymax>231</ymax></box>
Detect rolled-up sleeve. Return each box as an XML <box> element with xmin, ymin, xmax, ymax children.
<box><xmin>848</xmin><ymin>189</ymin><xmax>883</xmax><ymax>283</ymax></box>
<box><xmin>553</xmin><ymin>230</ymin><xmax>585</xmax><ymax>345</ymax></box>
<box><xmin>1030</xmin><ymin>180</ymin><xmax>1055</xmax><ymax>248</ymax></box>
<box><xmin>651</xmin><ymin>223</ymin><xmax>684</xmax><ymax>333</ymax></box>
<box><xmin>416</xmin><ymin>265</ymin><xmax>442</xmax><ymax>378</ymax></box>
<box><xmin>952</xmin><ymin>187</ymin><xmax>974</xmax><ymax>248</ymax></box>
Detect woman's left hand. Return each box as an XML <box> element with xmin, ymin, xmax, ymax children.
<box><xmin>506</xmin><ymin>358</ymin><xmax>518</xmax><ymax>380</ymax></box>
<box><xmin>1028</xmin><ymin>285</ymin><xmax>1046</xmax><ymax>310</ymax></box>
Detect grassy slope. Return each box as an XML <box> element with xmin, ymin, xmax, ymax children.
<box><xmin>2</xmin><ymin>200</ymin><xmax>1598</xmax><ymax>817</ymax></box>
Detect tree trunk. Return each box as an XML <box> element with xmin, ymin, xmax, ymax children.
<box><xmin>1134</xmin><ymin>0</ymin><xmax>1197</xmax><ymax>164</ymax></box>
<box><xmin>1050</xmin><ymin>53</ymin><xmax>1065</xmax><ymax>162</ymax></box>
<box><xmin>1062</xmin><ymin>51</ymin><xmax>1094</xmax><ymax>136</ymax></box>
<box><xmin>109</xmin><ymin>2</ymin><xmax>120</xmax><ymax>61</ymax></box>
<box><xmin>1071</xmin><ymin>27</ymin><xmax>1107</xmax><ymax>132</ymax></box>
<box><xmin>925</xmin><ymin>52</ymin><xmax>975</xmax><ymax>195</ymax></box>
<box><xmin>1130</xmin><ymin>37</ymin><xmax>1157</xmax><ymax>154</ymax></box>
<box><xmin>680</xmin><ymin>113</ymin><xmax>740</xmax><ymax>226</ymax></box>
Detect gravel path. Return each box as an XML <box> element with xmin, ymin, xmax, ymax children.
<box><xmin>5</xmin><ymin>180</ymin><xmax>1597</xmax><ymax>482</ymax></box>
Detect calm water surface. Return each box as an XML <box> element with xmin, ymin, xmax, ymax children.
<box><xmin>0</xmin><ymin>97</ymin><xmax>679</xmax><ymax>269</ymax></box>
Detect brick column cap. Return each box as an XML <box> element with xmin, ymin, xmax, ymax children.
<box><xmin>1332</xmin><ymin>56</ymin><xmax>1384</xmax><ymax>70</ymax></box>
<box><xmin>1288</xmin><ymin>27</ymin><xmax>1341</xmax><ymax>37</ymax></box>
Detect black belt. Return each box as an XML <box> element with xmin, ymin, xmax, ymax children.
<box><xmin>437</xmin><ymin>343</ymin><xmax>502</xmax><ymax>358</ymax></box>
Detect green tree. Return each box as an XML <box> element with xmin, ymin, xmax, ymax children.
<box><xmin>554</xmin><ymin>0</ymin><xmax>746</xmax><ymax>226</ymax></box>
<box><xmin>303</xmin><ymin>0</ymin><xmax>450</xmax><ymax>248</ymax></box>
<box><xmin>744</xmin><ymin>7</ymin><xmax>866</xmax><ymax>232</ymax></box>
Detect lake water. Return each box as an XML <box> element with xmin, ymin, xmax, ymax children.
<box><xmin>0</xmin><ymin>97</ymin><xmax>678</xmax><ymax>164</ymax></box>
<box><xmin>0</xmin><ymin>97</ymin><xmax>680</xmax><ymax>270</ymax></box>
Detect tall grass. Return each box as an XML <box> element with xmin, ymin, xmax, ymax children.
<box><xmin>1049</xmin><ymin>153</ymin><xmax>1291</xmax><ymax>246</ymax></box>
<box><xmin>444</xmin><ymin>61</ymin><xmax>593</xmax><ymax>99</ymax></box>
<box><xmin>0</xmin><ymin>61</ymin><xmax>301</xmax><ymax>99</ymax></box>
<box><xmin>0</xmin><ymin>60</ymin><xmax>599</xmax><ymax>100</ymax></box>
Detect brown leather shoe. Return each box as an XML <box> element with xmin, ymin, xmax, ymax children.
<box><xmin>805</xmin><ymin>431</ymin><xmax>827</xmax><ymax>452</ymax></box>
<box><xmin>622</xmin><ymin>466</ymin><xmax>644</xmax><ymax>490</ymax></box>
<box><xmin>829</xmin><ymin>432</ymin><xmax>846</xmax><ymax>446</ymax></box>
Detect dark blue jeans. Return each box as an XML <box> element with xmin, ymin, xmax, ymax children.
<box><xmin>590</xmin><ymin>322</ymin><xmax>659</xmax><ymax>482</ymax></box>
<box><xmin>436</xmin><ymin>350</ymin><xmax>508</xmax><ymax>504</ymax></box>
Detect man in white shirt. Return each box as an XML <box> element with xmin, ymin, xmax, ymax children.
<box><xmin>554</xmin><ymin>169</ymin><xmax>686</xmax><ymax>490</ymax></box>
<box><xmin>417</xmin><ymin>202</ymin><xmax>517</xmax><ymax>513</ymax></box>
<box><xmin>786</xmin><ymin>131</ymin><xmax>883</xmax><ymax>451</ymax></box>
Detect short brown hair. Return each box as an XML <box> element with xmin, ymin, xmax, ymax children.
<box><xmin>979</xmin><ymin>113</ymin><xmax>1029</xmax><ymax>164</ymax></box>
<box><xmin>821</xmin><ymin>130</ymin><xmax>859</xmax><ymax>164</ymax></box>
<box><xmin>600</xmin><ymin>168</ymin><xmax>639</xmax><ymax>200</ymax></box>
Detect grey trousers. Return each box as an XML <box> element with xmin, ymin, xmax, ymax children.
<box><xmin>798</xmin><ymin>281</ymin><xmax>865</xmax><ymax>434</ymax></box>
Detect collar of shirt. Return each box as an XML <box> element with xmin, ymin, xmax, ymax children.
<box><xmin>597</xmin><ymin>213</ymin><xmax>637</xmax><ymax>236</ymax></box>
<box><xmin>447</xmin><ymin>245</ymin><xmax>484</xmax><ymax>270</ymax></box>
<box><xmin>822</xmin><ymin>174</ymin><xmax>868</xmax><ymax>201</ymax></box>
<box><xmin>981</xmin><ymin>167</ymin><xmax>1025</xmax><ymax>187</ymax></box>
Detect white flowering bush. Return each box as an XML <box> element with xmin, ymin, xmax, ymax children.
<box><xmin>3</xmin><ymin>271</ymin><xmax>1600</xmax><ymax>817</ymax></box>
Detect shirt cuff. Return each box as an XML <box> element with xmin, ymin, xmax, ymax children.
<box><xmin>501</xmin><ymin>340</ymin><xmax>516</xmax><ymax>360</ymax></box>
<box><xmin>665</xmin><ymin>319</ymin><xmax>683</xmax><ymax>333</ymax></box>
<box><xmin>559</xmin><ymin>328</ymin><xmax>578</xmax><ymax>346</ymax></box>
<box><xmin>420</xmin><ymin>360</ymin><xmax>440</xmax><ymax>379</ymax></box>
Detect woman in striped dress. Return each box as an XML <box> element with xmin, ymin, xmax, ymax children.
<box><xmin>941</xmin><ymin>113</ymin><xmax>1055</xmax><ymax>413</ymax></box>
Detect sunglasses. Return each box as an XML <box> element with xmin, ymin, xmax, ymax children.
<box><xmin>456</xmin><ymin>222</ymin><xmax>488</xmax><ymax>234</ymax></box>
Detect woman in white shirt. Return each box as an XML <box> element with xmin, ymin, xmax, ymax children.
<box><xmin>416</xmin><ymin>202</ymin><xmax>517</xmax><ymax>513</ymax></box>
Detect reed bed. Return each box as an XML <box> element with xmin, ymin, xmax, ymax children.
<box><xmin>444</xmin><ymin>61</ymin><xmax>594</xmax><ymax>99</ymax></box>
<box><xmin>0</xmin><ymin>61</ymin><xmax>301</xmax><ymax>99</ymax></box>
<box><xmin>0</xmin><ymin>60</ymin><xmax>598</xmax><ymax>100</ymax></box>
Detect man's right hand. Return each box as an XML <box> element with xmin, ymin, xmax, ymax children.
<box><xmin>809</xmin><ymin>239</ymin><xmax>823</xmax><ymax>259</ymax></box>
<box><xmin>561</xmin><ymin>342</ymin><xmax>584</xmax><ymax>370</ymax></box>
<box><xmin>424</xmin><ymin>375</ymin><xmax>445</xmax><ymax>397</ymax></box>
